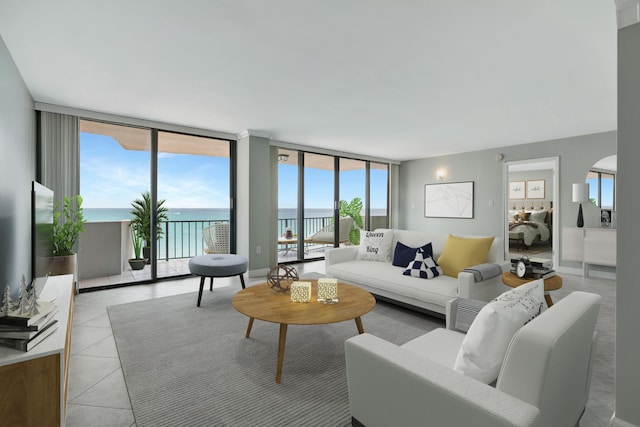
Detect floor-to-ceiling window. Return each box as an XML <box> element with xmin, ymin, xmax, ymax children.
<box><xmin>80</xmin><ymin>120</ymin><xmax>153</xmax><ymax>285</ymax></box>
<box><xmin>370</xmin><ymin>161</ymin><xmax>389</xmax><ymax>229</ymax></box>
<box><xmin>339</xmin><ymin>159</ymin><xmax>366</xmax><ymax>245</ymax></box>
<box><xmin>277</xmin><ymin>148</ymin><xmax>299</xmax><ymax>261</ymax></box>
<box><xmin>156</xmin><ymin>131</ymin><xmax>232</xmax><ymax>279</ymax></box>
<box><xmin>304</xmin><ymin>152</ymin><xmax>336</xmax><ymax>261</ymax></box>
<box><xmin>79</xmin><ymin>120</ymin><xmax>234</xmax><ymax>289</ymax></box>
<box><xmin>276</xmin><ymin>148</ymin><xmax>390</xmax><ymax>263</ymax></box>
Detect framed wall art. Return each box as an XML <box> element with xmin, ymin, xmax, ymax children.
<box><xmin>526</xmin><ymin>180</ymin><xmax>545</xmax><ymax>199</ymax></box>
<box><xmin>509</xmin><ymin>181</ymin><xmax>525</xmax><ymax>200</ymax></box>
<box><xmin>424</xmin><ymin>181</ymin><xmax>474</xmax><ymax>218</ymax></box>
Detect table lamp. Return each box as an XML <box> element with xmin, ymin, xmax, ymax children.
<box><xmin>572</xmin><ymin>183</ymin><xmax>588</xmax><ymax>228</ymax></box>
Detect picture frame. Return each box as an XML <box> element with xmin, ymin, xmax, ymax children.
<box><xmin>601</xmin><ymin>209</ymin><xmax>612</xmax><ymax>228</ymax></box>
<box><xmin>424</xmin><ymin>181</ymin><xmax>474</xmax><ymax>219</ymax></box>
<box><xmin>509</xmin><ymin>181</ymin><xmax>525</xmax><ymax>200</ymax></box>
<box><xmin>526</xmin><ymin>180</ymin><xmax>545</xmax><ymax>199</ymax></box>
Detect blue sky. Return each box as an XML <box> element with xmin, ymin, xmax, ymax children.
<box><xmin>82</xmin><ymin>132</ymin><xmax>388</xmax><ymax>211</ymax></box>
<box><xmin>80</xmin><ymin>133</ymin><xmax>230</xmax><ymax>209</ymax></box>
<box><xmin>278</xmin><ymin>164</ymin><xmax>388</xmax><ymax>210</ymax></box>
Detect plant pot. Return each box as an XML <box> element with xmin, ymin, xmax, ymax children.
<box><xmin>49</xmin><ymin>253</ymin><xmax>78</xmax><ymax>292</ymax></box>
<box><xmin>128</xmin><ymin>258</ymin><xmax>147</xmax><ymax>270</ymax></box>
<box><xmin>143</xmin><ymin>247</ymin><xmax>151</xmax><ymax>264</ymax></box>
<box><xmin>50</xmin><ymin>253</ymin><xmax>77</xmax><ymax>276</ymax></box>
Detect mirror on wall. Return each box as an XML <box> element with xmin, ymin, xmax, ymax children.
<box><xmin>585</xmin><ymin>155</ymin><xmax>617</xmax><ymax>228</ymax></box>
<box><xmin>505</xmin><ymin>158</ymin><xmax>558</xmax><ymax>268</ymax></box>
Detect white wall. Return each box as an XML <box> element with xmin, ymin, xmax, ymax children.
<box><xmin>614</xmin><ymin>18</ymin><xmax>640</xmax><ymax>427</ymax></box>
<box><xmin>398</xmin><ymin>131</ymin><xmax>616</xmax><ymax>269</ymax></box>
<box><xmin>0</xmin><ymin>35</ymin><xmax>35</xmax><ymax>298</ymax></box>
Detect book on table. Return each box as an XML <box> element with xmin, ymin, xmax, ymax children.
<box><xmin>0</xmin><ymin>299</ymin><xmax>57</xmax><ymax>327</ymax></box>
<box><xmin>0</xmin><ymin>322</ymin><xmax>59</xmax><ymax>352</ymax></box>
<box><xmin>0</xmin><ymin>318</ymin><xmax>58</xmax><ymax>340</ymax></box>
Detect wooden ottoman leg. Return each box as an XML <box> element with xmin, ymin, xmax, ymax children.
<box><xmin>197</xmin><ymin>276</ymin><xmax>206</xmax><ymax>307</ymax></box>
<box><xmin>239</xmin><ymin>273</ymin><xmax>246</xmax><ymax>289</ymax></box>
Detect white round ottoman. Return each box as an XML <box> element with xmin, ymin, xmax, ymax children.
<box><xmin>188</xmin><ymin>254</ymin><xmax>248</xmax><ymax>307</ymax></box>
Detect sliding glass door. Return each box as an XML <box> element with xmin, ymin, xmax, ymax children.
<box><xmin>79</xmin><ymin>120</ymin><xmax>234</xmax><ymax>289</ymax></box>
<box><xmin>156</xmin><ymin>131</ymin><xmax>232</xmax><ymax>279</ymax></box>
<box><xmin>304</xmin><ymin>152</ymin><xmax>335</xmax><ymax>261</ymax></box>
<box><xmin>79</xmin><ymin>120</ymin><xmax>153</xmax><ymax>286</ymax></box>
<box><xmin>276</xmin><ymin>148</ymin><xmax>390</xmax><ymax>264</ymax></box>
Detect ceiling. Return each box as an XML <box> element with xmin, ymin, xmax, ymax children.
<box><xmin>0</xmin><ymin>1</ymin><xmax>617</xmax><ymax>161</ymax></box>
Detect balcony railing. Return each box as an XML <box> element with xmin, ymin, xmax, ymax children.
<box><xmin>158</xmin><ymin>216</ymin><xmax>334</xmax><ymax>260</ymax></box>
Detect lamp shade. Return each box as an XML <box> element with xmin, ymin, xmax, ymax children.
<box><xmin>572</xmin><ymin>183</ymin><xmax>588</xmax><ymax>203</ymax></box>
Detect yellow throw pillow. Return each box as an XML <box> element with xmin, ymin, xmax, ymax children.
<box><xmin>437</xmin><ymin>235</ymin><xmax>495</xmax><ymax>278</ymax></box>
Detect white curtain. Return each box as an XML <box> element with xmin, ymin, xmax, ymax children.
<box><xmin>39</xmin><ymin>111</ymin><xmax>79</xmax><ymax>206</ymax></box>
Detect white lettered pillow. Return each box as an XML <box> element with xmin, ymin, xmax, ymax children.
<box><xmin>356</xmin><ymin>230</ymin><xmax>394</xmax><ymax>262</ymax></box>
<box><xmin>453</xmin><ymin>279</ymin><xmax>545</xmax><ymax>384</ymax></box>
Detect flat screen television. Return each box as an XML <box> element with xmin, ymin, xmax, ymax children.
<box><xmin>31</xmin><ymin>181</ymin><xmax>54</xmax><ymax>296</ymax></box>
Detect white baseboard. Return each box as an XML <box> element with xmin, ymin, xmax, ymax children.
<box><xmin>610</xmin><ymin>413</ymin><xmax>640</xmax><ymax>427</ymax></box>
<box><xmin>557</xmin><ymin>266</ymin><xmax>616</xmax><ymax>280</ymax></box>
<box><xmin>248</xmin><ymin>268</ymin><xmax>269</xmax><ymax>278</ymax></box>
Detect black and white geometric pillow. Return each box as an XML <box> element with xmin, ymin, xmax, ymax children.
<box><xmin>402</xmin><ymin>248</ymin><xmax>443</xmax><ymax>279</ymax></box>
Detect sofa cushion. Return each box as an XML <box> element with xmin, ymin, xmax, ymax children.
<box><xmin>392</xmin><ymin>241</ymin><xmax>433</xmax><ymax>267</ymax></box>
<box><xmin>402</xmin><ymin>250</ymin><xmax>443</xmax><ymax>279</ymax></box>
<box><xmin>327</xmin><ymin>260</ymin><xmax>458</xmax><ymax>308</ymax></box>
<box><xmin>401</xmin><ymin>328</ymin><xmax>465</xmax><ymax>369</ymax></box>
<box><xmin>453</xmin><ymin>279</ymin><xmax>545</xmax><ymax>384</ymax></box>
<box><xmin>437</xmin><ymin>235</ymin><xmax>495</xmax><ymax>278</ymax></box>
<box><xmin>357</xmin><ymin>230</ymin><xmax>394</xmax><ymax>262</ymax></box>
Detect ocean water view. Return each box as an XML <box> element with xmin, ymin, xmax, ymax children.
<box><xmin>84</xmin><ymin>208</ymin><xmax>340</xmax><ymax>223</ymax></box>
<box><xmin>84</xmin><ymin>208</ymin><xmax>386</xmax><ymax>259</ymax></box>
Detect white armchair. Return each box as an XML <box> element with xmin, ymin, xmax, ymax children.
<box><xmin>345</xmin><ymin>291</ymin><xmax>602</xmax><ymax>427</ymax></box>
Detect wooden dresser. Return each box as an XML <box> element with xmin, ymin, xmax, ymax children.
<box><xmin>0</xmin><ymin>274</ymin><xmax>74</xmax><ymax>427</ymax></box>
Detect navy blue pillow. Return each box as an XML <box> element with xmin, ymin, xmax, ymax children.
<box><xmin>392</xmin><ymin>242</ymin><xmax>433</xmax><ymax>267</ymax></box>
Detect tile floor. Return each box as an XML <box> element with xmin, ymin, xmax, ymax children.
<box><xmin>66</xmin><ymin>262</ymin><xmax>615</xmax><ymax>426</ymax></box>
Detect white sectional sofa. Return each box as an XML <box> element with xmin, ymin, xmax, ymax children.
<box><xmin>325</xmin><ymin>229</ymin><xmax>508</xmax><ymax>317</ymax></box>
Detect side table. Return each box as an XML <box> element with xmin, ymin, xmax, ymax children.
<box><xmin>501</xmin><ymin>271</ymin><xmax>563</xmax><ymax>307</ymax></box>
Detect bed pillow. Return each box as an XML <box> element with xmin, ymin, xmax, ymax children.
<box><xmin>517</xmin><ymin>211</ymin><xmax>531</xmax><ymax>221</ymax></box>
<box><xmin>436</xmin><ymin>235</ymin><xmax>495</xmax><ymax>278</ymax></box>
<box><xmin>453</xmin><ymin>279</ymin><xmax>545</xmax><ymax>384</ymax></box>
<box><xmin>529</xmin><ymin>210</ymin><xmax>548</xmax><ymax>224</ymax></box>
<box><xmin>356</xmin><ymin>230</ymin><xmax>394</xmax><ymax>262</ymax></box>
<box><xmin>402</xmin><ymin>249</ymin><xmax>443</xmax><ymax>279</ymax></box>
<box><xmin>392</xmin><ymin>241</ymin><xmax>433</xmax><ymax>267</ymax></box>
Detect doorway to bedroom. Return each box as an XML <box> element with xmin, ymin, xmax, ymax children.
<box><xmin>505</xmin><ymin>157</ymin><xmax>559</xmax><ymax>269</ymax></box>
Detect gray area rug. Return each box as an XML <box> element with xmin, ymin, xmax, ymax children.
<box><xmin>107</xmin><ymin>286</ymin><xmax>444</xmax><ymax>427</ymax></box>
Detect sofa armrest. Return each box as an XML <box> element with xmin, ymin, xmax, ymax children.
<box><xmin>345</xmin><ymin>333</ymin><xmax>539</xmax><ymax>427</ymax></box>
<box><xmin>457</xmin><ymin>261</ymin><xmax>510</xmax><ymax>302</ymax></box>
<box><xmin>445</xmin><ymin>298</ymin><xmax>487</xmax><ymax>331</ymax></box>
<box><xmin>324</xmin><ymin>245</ymin><xmax>359</xmax><ymax>268</ymax></box>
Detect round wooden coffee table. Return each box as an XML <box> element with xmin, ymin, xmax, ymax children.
<box><xmin>231</xmin><ymin>280</ymin><xmax>375</xmax><ymax>383</ymax></box>
<box><xmin>501</xmin><ymin>271</ymin><xmax>563</xmax><ymax>307</ymax></box>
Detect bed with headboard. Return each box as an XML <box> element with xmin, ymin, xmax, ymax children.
<box><xmin>508</xmin><ymin>201</ymin><xmax>553</xmax><ymax>247</ymax></box>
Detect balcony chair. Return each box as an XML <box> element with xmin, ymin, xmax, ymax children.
<box><xmin>304</xmin><ymin>216</ymin><xmax>354</xmax><ymax>245</ymax></box>
<box><xmin>202</xmin><ymin>222</ymin><xmax>229</xmax><ymax>254</ymax></box>
<box><xmin>345</xmin><ymin>290</ymin><xmax>602</xmax><ymax>427</ymax></box>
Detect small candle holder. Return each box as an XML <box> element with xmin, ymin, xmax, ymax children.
<box><xmin>290</xmin><ymin>281</ymin><xmax>312</xmax><ymax>302</ymax></box>
<box><xmin>317</xmin><ymin>278</ymin><xmax>338</xmax><ymax>304</ymax></box>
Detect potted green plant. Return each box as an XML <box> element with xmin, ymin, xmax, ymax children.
<box><xmin>128</xmin><ymin>224</ymin><xmax>146</xmax><ymax>270</ymax></box>
<box><xmin>50</xmin><ymin>194</ymin><xmax>86</xmax><ymax>278</ymax></box>
<box><xmin>339</xmin><ymin>197</ymin><xmax>364</xmax><ymax>245</ymax></box>
<box><xmin>130</xmin><ymin>191</ymin><xmax>169</xmax><ymax>263</ymax></box>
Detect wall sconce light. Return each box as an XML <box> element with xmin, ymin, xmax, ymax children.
<box><xmin>572</xmin><ymin>183</ymin><xmax>589</xmax><ymax>228</ymax></box>
<box><xmin>436</xmin><ymin>168</ymin><xmax>447</xmax><ymax>181</ymax></box>
<box><xmin>278</xmin><ymin>153</ymin><xmax>289</xmax><ymax>162</ymax></box>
